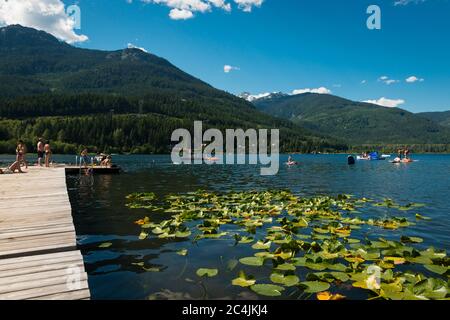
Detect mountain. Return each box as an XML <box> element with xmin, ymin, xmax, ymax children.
<box><xmin>0</xmin><ymin>25</ymin><xmax>345</xmax><ymax>154</ymax></box>
<box><xmin>252</xmin><ymin>92</ymin><xmax>450</xmax><ymax>145</ymax></box>
<box><xmin>418</xmin><ymin>111</ymin><xmax>450</xmax><ymax>128</ymax></box>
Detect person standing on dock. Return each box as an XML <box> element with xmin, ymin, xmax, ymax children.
<box><xmin>44</xmin><ymin>140</ymin><xmax>52</xmax><ymax>168</ymax></box>
<box><xmin>37</xmin><ymin>138</ymin><xmax>45</xmax><ymax>167</ymax></box>
<box><xmin>80</xmin><ymin>149</ymin><xmax>90</xmax><ymax>167</ymax></box>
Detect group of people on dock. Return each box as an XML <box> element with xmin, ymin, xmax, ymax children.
<box><xmin>0</xmin><ymin>139</ymin><xmax>116</xmax><ymax>175</ymax></box>
<box><xmin>0</xmin><ymin>138</ymin><xmax>52</xmax><ymax>174</ymax></box>
<box><xmin>79</xmin><ymin>149</ymin><xmax>113</xmax><ymax>167</ymax></box>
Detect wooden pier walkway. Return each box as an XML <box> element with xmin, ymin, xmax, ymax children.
<box><xmin>0</xmin><ymin>167</ymin><xmax>90</xmax><ymax>300</ymax></box>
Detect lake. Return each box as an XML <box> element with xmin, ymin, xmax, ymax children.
<box><xmin>1</xmin><ymin>154</ymin><xmax>449</xmax><ymax>300</ymax></box>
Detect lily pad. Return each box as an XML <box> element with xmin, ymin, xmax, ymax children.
<box><xmin>196</xmin><ymin>268</ymin><xmax>218</xmax><ymax>278</ymax></box>
<box><xmin>98</xmin><ymin>242</ymin><xmax>112</xmax><ymax>248</ymax></box>
<box><xmin>232</xmin><ymin>271</ymin><xmax>256</xmax><ymax>287</ymax></box>
<box><xmin>176</xmin><ymin>249</ymin><xmax>188</xmax><ymax>256</ymax></box>
<box><xmin>424</xmin><ymin>264</ymin><xmax>448</xmax><ymax>275</ymax></box>
<box><xmin>252</xmin><ymin>241</ymin><xmax>272</xmax><ymax>250</ymax></box>
<box><xmin>251</xmin><ymin>284</ymin><xmax>285</xmax><ymax>297</ymax></box>
<box><xmin>300</xmin><ymin>281</ymin><xmax>331</xmax><ymax>293</ymax></box>
<box><xmin>239</xmin><ymin>257</ymin><xmax>264</xmax><ymax>267</ymax></box>
<box><xmin>270</xmin><ymin>273</ymin><xmax>299</xmax><ymax>287</ymax></box>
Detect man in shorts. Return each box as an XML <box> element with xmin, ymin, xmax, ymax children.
<box><xmin>37</xmin><ymin>138</ymin><xmax>45</xmax><ymax>166</ymax></box>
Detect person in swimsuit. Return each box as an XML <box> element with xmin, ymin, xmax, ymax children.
<box><xmin>44</xmin><ymin>141</ymin><xmax>52</xmax><ymax>168</ymax></box>
<box><xmin>17</xmin><ymin>141</ymin><xmax>28</xmax><ymax>169</ymax></box>
<box><xmin>37</xmin><ymin>138</ymin><xmax>45</xmax><ymax>167</ymax></box>
<box><xmin>16</xmin><ymin>140</ymin><xmax>24</xmax><ymax>162</ymax></box>
<box><xmin>0</xmin><ymin>161</ymin><xmax>24</xmax><ymax>174</ymax></box>
<box><xmin>101</xmin><ymin>155</ymin><xmax>112</xmax><ymax>167</ymax></box>
<box><xmin>80</xmin><ymin>149</ymin><xmax>90</xmax><ymax>167</ymax></box>
<box><xmin>404</xmin><ymin>147</ymin><xmax>411</xmax><ymax>159</ymax></box>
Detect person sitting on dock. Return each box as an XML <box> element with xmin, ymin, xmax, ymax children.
<box><xmin>0</xmin><ymin>161</ymin><xmax>25</xmax><ymax>174</ymax></box>
<box><xmin>100</xmin><ymin>155</ymin><xmax>112</xmax><ymax>167</ymax></box>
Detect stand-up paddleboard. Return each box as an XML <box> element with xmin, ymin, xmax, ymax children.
<box><xmin>391</xmin><ymin>157</ymin><xmax>416</xmax><ymax>164</ymax></box>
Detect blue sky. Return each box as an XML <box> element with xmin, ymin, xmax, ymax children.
<box><xmin>2</xmin><ymin>0</ymin><xmax>449</xmax><ymax>112</ymax></box>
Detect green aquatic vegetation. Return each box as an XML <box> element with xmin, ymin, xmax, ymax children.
<box><xmin>300</xmin><ymin>281</ymin><xmax>331</xmax><ymax>293</ymax></box>
<box><xmin>127</xmin><ymin>189</ymin><xmax>448</xmax><ymax>300</ymax></box>
<box><xmin>270</xmin><ymin>273</ymin><xmax>300</xmax><ymax>287</ymax></box>
<box><xmin>98</xmin><ymin>242</ymin><xmax>112</xmax><ymax>248</ymax></box>
<box><xmin>177</xmin><ymin>249</ymin><xmax>188</xmax><ymax>256</ymax></box>
<box><xmin>252</xmin><ymin>241</ymin><xmax>272</xmax><ymax>250</ymax></box>
<box><xmin>196</xmin><ymin>268</ymin><xmax>218</xmax><ymax>278</ymax></box>
<box><xmin>250</xmin><ymin>284</ymin><xmax>285</xmax><ymax>297</ymax></box>
<box><xmin>232</xmin><ymin>271</ymin><xmax>256</xmax><ymax>287</ymax></box>
<box><xmin>239</xmin><ymin>257</ymin><xmax>265</xmax><ymax>267</ymax></box>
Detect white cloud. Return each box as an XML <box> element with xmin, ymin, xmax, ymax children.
<box><xmin>378</xmin><ymin>75</ymin><xmax>399</xmax><ymax>85</ymax></box>
<box><xmin>224</xmin><ymin>65</ymin><xmax>240</xmax><ymax>73</ymax></box>
<box><xmin>127</xmin><ymin>43</ymin><xmax>148</xmax><ymax>52</ymax></box>
<box><xmin>169</xmin><ymin>8</ymin><xmax>194</xmax><ymax>20</ymax></box>
<box><xmin>363</xmin><ymin>97</ymin><xmax>405</xmax><ymax>108</ymax></box>
<box><xmin>0</xmin><ymin>0</ymin><xmax>88</xmax><ymax>43</ymax></box>
<box><xmin>140</xmin><ymin>0</ymin><xmax>262</xmax><ymax>20</ymax></box>
<box><xmin>361</xmin><ymin>80</ymin><xmax>367</xmax><ymax>84</ymax></box>
<box><xmin>234</xmin><ymin>0</ymin><xmax>263</xmax><ymax>12</ymax></box>
<box><xmin>292</xmin><ymin>87</ymin><xmax>332</xmax><ymax>95</ymax></box>
<box><xmin>406</xmin><ymin>75</ymin><xmax>424</xmax><ymax>83</ymax></box>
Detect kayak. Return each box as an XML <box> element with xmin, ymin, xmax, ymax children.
<box><xmin>286</xmin><ymin>161</ymin><xmax>298</xmax><ymax>166</ymax></box>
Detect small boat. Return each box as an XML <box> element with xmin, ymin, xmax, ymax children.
<box><xmin>286</xmin><ymin>161</ymin><xmax>298</xmax><ymax>166</ymax></box>
<box><xmin>357</xmin><ymin>152</ymin><xmax>388</xmax><ymax>161</ymax></box>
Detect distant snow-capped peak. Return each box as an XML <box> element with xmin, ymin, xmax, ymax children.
<box><xmin>238</xmin><ymin>91</ymin><xmax>288</xmax><ymax>102</ymax></box>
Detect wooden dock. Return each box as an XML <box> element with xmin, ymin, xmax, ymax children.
<box><xmin>0</xmin><ymin>167</ymin><xmax>90</xmax><ymax>300</ymax></box>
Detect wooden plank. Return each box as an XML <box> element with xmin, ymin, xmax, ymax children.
<box><xmin>0</xmin><ymin>251</ymin><xmax>82</xmax><ymax>266</ymax></box>
<box><xmin>0</xmin><ymin>265</ymin><xmax>86</xmax><ymax>286</ymax></box>
<box><xmin>31</xmin><ymin>288</ymin><xmax>91</xmax><ymax>300</ymax></box>
<box><xmin>0</xmin><ymin>281</ymin><xmax>89</xmax><ymax>300</ymax></box>
<box><xmin>0</xmin><ymin>261</ymin><xmax>85</xmax><ymax>278</ymax></box>
<box><xmin>0</xmin><ymin>242</ymin><xmax>77</xmax><ymax>259</ymax></box>
<box><xmin>0</xmin><ymin>225</ymin><xmax>75</xmax><ymax>240</ymax></box>
<box><xmin>0</xmin><ymin>273</ymin><xmax>89</xmax><ymax>297</ymax></box>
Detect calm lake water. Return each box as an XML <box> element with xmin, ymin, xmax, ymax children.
<box><xmin>1</xmin><ymin>154</ymin><xmax>449</xmax><ymax>300</ymax></box>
